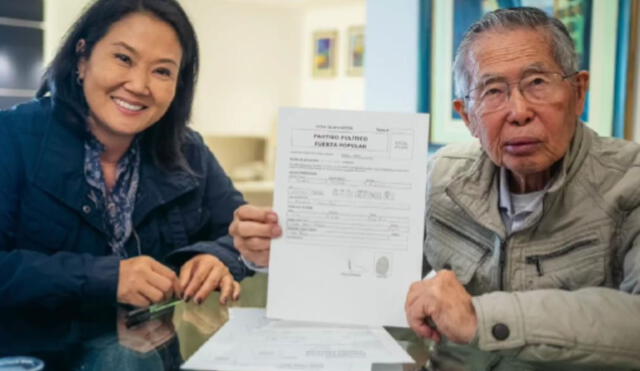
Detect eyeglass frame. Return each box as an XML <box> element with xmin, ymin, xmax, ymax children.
<box><xmin>462</xmin><ymin>70</ymin><xmax>579</xmax><ymax>113</ymax></box>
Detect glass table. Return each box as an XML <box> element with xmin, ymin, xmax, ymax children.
<box><xmin>1</xmin><ymin>275</ymin><xmax>632</xmax><ymax>371</ymax></box>
<box><xmin>0</xmin><ymin>275</ymin><xmax>432</xmax><ymax>371</ymax></box>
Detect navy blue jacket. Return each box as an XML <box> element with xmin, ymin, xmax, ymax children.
<box><xmin>0</xmin><ymin>98</ymin><xmax>254</xmax><ymax>310</ymax></box>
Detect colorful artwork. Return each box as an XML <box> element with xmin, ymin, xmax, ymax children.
<box><xmin>312</xmin><ymin>30</ymin><xmax>338</xmax><ymax>78</ymax></box>
<box><xmin>347</xmin><ymin>26</ymin><xmax>365</xmax><ymax>76</ymax></box>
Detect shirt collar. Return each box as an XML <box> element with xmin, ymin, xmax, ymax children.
<box><xmin>498</xmin><ymin>166</ymin><xmax>548</xmax><ymax>218</ymax></box>
<box><xmin>85</xmin><ymin>130</ymin><xmax>140</xmax><ymax>159</ymax></box>
<box><xmin>498</xmin><ymin>166</ymin><xmax>513</xmax><ymax>216</ymax></box>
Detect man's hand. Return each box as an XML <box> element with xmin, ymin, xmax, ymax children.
<box><xmin>117</xmin><ymin>256</ymin><xmax>180</xmax><ymax>307</ymax></box>
<box><xmin>178</xmin><ymin>254</ymin><xmax>240</xmax><ymax>305</ymax></box>
<box><xmin>228</xmin><ymin>205</ymin><xmax>282</xmax><ymax>267</ymax></box>
<box><xmin>405</xmin><ymin>270</ymin><xmax>477</xmax><ymax>344</ymax></box>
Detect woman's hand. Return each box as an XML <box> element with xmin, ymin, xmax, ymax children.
<box><xmin>117</xmin><ymin>256</ymin><xmax>180</xmax><ymax>307</ymax></box>
<box><xmin>178</xmin><ymin>254</ymin><xmax>240</xmax><ymax>305</ymax></box>
<box><xmin>228</xmin><ymin>205</ymin><xmax>282</xmax><ymax>267</ymax></box>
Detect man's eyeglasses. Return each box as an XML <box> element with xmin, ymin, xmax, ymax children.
<box><xmin>464</xmin><ymin>71</ymin><xmax>578</xmax><ymax>113</ymax></box>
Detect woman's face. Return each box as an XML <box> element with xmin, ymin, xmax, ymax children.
<box><xmin>78</xmin><ymin>12</ymin><xmax>183</xmax><ymax>146</ymax></box>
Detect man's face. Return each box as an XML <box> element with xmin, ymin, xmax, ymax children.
<box><xmin>454</xmin><ymin>28</ymin><xmax>589</xmax><ymax>177</ymax></box>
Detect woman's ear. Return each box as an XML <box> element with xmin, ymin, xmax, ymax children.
<box><xmin>454</xmin><ymin>99</ymin><xmax>479</xmax><ymax>138</ymax></box>
<box><xmin>76</xmin><ymin>39</ymin><xmax>87</xmax><ymax>80</ymax></box>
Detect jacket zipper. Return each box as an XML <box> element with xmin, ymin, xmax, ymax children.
<box><xmin>499</xmin><ymin>238</ymin><xmax>507</xmax><ymax>290</ymax></box>
<box><xmin>433</xmin><ymin>218</ymin><xmax>489</xmax><ymax>255</ymax></box>
<box><xmin>132</xmin><ymin>228</ymin><xmax>142</xmax><ymax>256</ymax></box>
<box><xmin>525</xmin><ymin>238</ymin><xmax>598</xmax><ymax>276</ymax></box>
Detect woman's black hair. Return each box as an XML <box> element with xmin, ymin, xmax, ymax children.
<box><xmin>37</xmin><ymin>0</ymin><xmax>199</xmax><ymax>172</ymax></box>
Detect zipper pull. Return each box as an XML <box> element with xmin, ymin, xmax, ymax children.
<box><xmin>526</xmin><ymin>256</ymin><xmax>544</xmax><ymax>276</ymax></box>
<box><xmin>499</xmin><ymin>239</ymin><xmax>506</xmax><ymax>290</ymax></box>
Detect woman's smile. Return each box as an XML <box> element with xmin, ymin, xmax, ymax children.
<box><xmin>112</xmin><ymin>96</ymin><xmax>147</xmax><ymax>114</ymax></box>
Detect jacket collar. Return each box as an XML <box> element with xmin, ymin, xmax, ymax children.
<box><xmin>33</xmin><ymin>98</ymin><xmax>198</xmax><ymax>231</ymax></box>
<box><xmin>33</xmin><ymin>98</ymin><xmax>99</xmax><ymax>227</ymax></box>
<box><xmin>445</xmin><ymin>121</ymin><xmax>590</xmax><ymax>240</ymax></box>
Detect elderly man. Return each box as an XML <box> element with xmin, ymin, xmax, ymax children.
<box><xmin>229</xmin><ymin>7</ymin><xmax>640</xmax><ymax>367</ymax></box>
<box><xmin>402</xmin><ymin>6</ymin><xmax>640</xmax><ymax>367</ymax></box>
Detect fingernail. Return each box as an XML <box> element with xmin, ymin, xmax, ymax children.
<box><xmin>195</xmin><ymin>298</ymin><xmax>201</xmax><ymax>305</ymax></box>
<box><xmin>272</xmin><ymin>226</ymin><xmax>281</xmax><ymax>236</ymax></box>
<box><xmin>184</xmin><ymin>296</ymin><xmax>191</xmax><ymax>303</ymax></box>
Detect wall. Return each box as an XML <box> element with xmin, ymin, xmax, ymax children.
<box><xmin>44</xmin><ymin>0</ymin><xmax>91</xmax><ymax>63</ymax></box>
<box><xmin>182</xmin><ymin>0</ymin><xmax>303</xmax><ymax>136</ymax></box>
<box><xmin>365</xmin><ymin>0</ymin><xmax>421</xmax><ymax>112</ymax></box>
<box><xmin>299</xmin><ymin>0</ymin><xmax>366</xmax><ymax>110</ymax></box>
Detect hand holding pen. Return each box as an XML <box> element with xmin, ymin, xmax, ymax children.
<box><xmin>177</xmin><ymin>254</ymin><xmax>241</xmax><ymax>305</ymax></box>
<box><xmin>125</xmin><ymin>299</ymin><xmax>182</xmax><ymax>328</ymax></box>
<box><xmin>118</xmin><ymin>256</ymin><xmax>180</xmax><ymax>308</ymax></box>
<box><xmin>117</xmin><ymin>253</ymin><xmax>241</xmax><ymax>308</ymax></box>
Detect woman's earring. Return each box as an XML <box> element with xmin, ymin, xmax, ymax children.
<box><xmin>76</xmin><ymin>70</ymin><xmax>83</xmax><ymax>86</ymax></box>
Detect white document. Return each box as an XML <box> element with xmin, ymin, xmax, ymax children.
<box><xmin>268</xmin><ymin>108</ymin><xmax>429</xmax><ymax>327</ymax></box>
<box><xmin>181</xmin><ymin>308</ymin><xmax>413</xmax><ymax>371</ymax></box>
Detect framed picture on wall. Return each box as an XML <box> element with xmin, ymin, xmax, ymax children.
<box><xmin>429</xmin><ymin>0</ymin><xmax>619</xmax><ymax>144</ymax></box>
<box><xmin>347</xmin><ymin>26</ymin><xmax>365</xmax><ymax>76</ymax></box>
<box><xmin>312</xmin><ymin>30</ymin><xmax>338</xmax><ymax>78</ymax></box>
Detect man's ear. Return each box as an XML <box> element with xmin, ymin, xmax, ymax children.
<box><xmin>76</xmin><ymin>39</ymin><xmax>87</xmax><ymax>80</ymax></box>
<box><xmin>573</xmin><ymin>71</ymin><xmax>590</xmax><ymax>117</ymax></box>
<box><xmin>453</xmin><ymin>99</ymin><xmax>478</xmax><ymax>138</ymax></box>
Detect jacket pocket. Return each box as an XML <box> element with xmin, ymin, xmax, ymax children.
<box><xmin>425</xmin><ymin>217</ymin><xmax>490</xmax><ymax>284</ymax></box>
<box><xmin>524</xmin><ymin>233</ymin><xmax>606</xmax><ymax>290</ymax></box>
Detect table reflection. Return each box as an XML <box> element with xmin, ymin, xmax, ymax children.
<box><xmin>0</xmin><ymin>305</ymin><xmax>182</xmax><ymax>371</ymax></box>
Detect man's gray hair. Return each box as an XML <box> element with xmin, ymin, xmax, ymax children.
<box><xmin>453</xmin><ymin>7</ymin><xmax>578</xmax><ymax>99</ymax></box>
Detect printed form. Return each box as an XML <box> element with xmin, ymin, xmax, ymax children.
<box><xmin>181</xmin><ymin>308</ymin><xmax>413</xmax><ymax>371</ymax></box>
<box><xmin>267</xmin><ymin>108</ymin><xmax>430</xmax><ymax>327</ymax></box>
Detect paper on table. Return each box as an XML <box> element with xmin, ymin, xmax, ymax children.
<box><xmin>181</xmin><ymin>308</ymin><xmax>413</xmax><ymax>371</ymax></box>
<box><xmin>181</xmin><ymin>308</ymin><xmax>268</xmax><ymax>371</ymax></box>
<box><xmin>268</xmin><ymin>108</ymin><xmax>429</xmax><ymax>327</ymax></box>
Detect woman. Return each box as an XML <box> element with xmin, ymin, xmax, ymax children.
<box><xmin>0</xmin><ymin>0</ymin><xmax>253</xmax><ymax>310</ymax></box>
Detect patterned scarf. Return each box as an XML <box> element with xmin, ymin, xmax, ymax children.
<box><xmin>84</xmin><ymin>134</ymin><xmax>140</xmax><ymax>258</ymax></box>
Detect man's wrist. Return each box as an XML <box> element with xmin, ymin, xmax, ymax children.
<box><xmin>239</xmin><ymin>255</ymin><xmax>269</xmax><ymax>273</ymax></box>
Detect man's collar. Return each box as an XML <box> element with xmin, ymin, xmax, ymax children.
<box><xmin>498</xmin><ymin>166</ymin><xmax>548</xmax><ymax>218</ymax></box>
<box><xmin>446</xmin><ymin>121</ymin><xmax>591</xmax><ymax>239</ymax></box>
<box><xmin>498</xmin><ymin>167</ymin><xmax>512</xmax><ymax>215</ymax></box>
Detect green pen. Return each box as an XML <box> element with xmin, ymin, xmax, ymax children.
<box><xmin>126</xmin><ymin>299</ymin><xmax>182</xmax><ymax>327</ymax></box>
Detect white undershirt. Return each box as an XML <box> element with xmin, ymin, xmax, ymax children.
<box><xmin>498</xmin><ymin>167</ymin><xmax>547</xmax><ymax>235</ymax></box>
